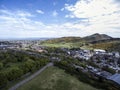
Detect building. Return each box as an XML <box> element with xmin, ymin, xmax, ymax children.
<box><xmin>108</xmin><ymin>74</ymin><xmax>120</xmax><ymax>85</ymax></box>
<box><xmin>94</xmin><ymin>49</ymin><xmax>106</xmax><ymax>54</ymax></box>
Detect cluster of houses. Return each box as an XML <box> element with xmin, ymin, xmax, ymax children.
<box><xmin>64</xmin><ymin>48</ymin><xmax>120</xmax><ymax>85</ymax></box>
<box><xmin>69</xmin><ymin>49</ymin><xmax>93</xmax><ymax>60</ymax></box>
<box><xmin>67</xmin><ymin>49</ymin><xmax>120</xmax><ymax>60</ymax></box>
<box><xmin>0</xmin><ymin>40</ymin><xmax>46</xmax><ymax>52</ymax></box>
<box><xmin>0</xmin><ymin>43</ymin><xmax>20</xmax><ymax>50</ymax></box>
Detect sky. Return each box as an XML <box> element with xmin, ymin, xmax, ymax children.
<box><xmin>0</xmin><ymin>0</ymin><xmax>120</xmax><ymax>38</ymax></box>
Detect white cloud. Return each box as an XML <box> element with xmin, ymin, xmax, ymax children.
<box><xmin>65</xmin><ymin>14</ymin><xmax>74</xmax><ymax>18</ymax></box>
<box><xmin>65</xmin><ymin>0</ymin><xmax>120</xmax><ymax>18</ymax></box>
<box><xmin>36</xmin><ymin>9</ymin><xmax>44</xmax><ymax>14</ymax></box>
<box><xmin>52</xmin><ymin>10</ymin><xmax>58</xmax><ymax>17</ymax></box>
<box><xmin>0</xmin><ymin>10</ymin><xmax>45</xmax><ymax>38</ymax></box>
<box><xmin>0</xmin><ymin>10</ymin><xmax>86</xmax><ymax>38</ymax></box>
<box><xmin>0</xmin><ymin>9</ymin><xmax>78</xmax><ymax>38</ymax></box>
<box><xmin>17</xmin><ymin>11</ymin><xmax>33</xmax><ymax>17</ymax></box>
<box><xmin>64</xmin><ymin>0</ymin><xmax>120</xmax><ymax>36</ymax></box>
<box><xmin>0</xmin><ymin>9</ymin><xmax>33</xmax><ymax>17</ymax></box>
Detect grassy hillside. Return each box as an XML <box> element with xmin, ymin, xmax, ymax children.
<box><xmin>41</xmin><ymin>37</ymin><xmax>82</xmax><ymax>44</ymax></box>
<box><xmin>41</xmin><ymin>37</ymin><xmax>86</xmax><ymax>48</ymax></box>
<box><xmin>17</xmin><ymin>66</ymin><xmax>100</xmax><ymax>90</ymax></box>
<box><xmin>41</xmin><ymin>33</ymin><xmax>114</xmax><ymax>48</ymax></box>
<box><xmin>90</xmin><ymin>41</ymin><xmax>120</xmax><ymax>52</ymax></box>
<box><xmin>41</xmin><ymin>42</ymin><xmax>86</xmax><ymax>48</ymax></box>
<box><xmin>40</xmin><ymin>33</ymin><xmax>120</xmax><ymax>52</ymax></box>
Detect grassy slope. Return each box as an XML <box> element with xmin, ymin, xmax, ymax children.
<box><xmin>90</xmin><ymin>41</ymin><xmax>120</xmax><ymax>52</ymax></box>
<box><xmin>41</xmin><ymin>39</ymin><xmax>120</xmax><ymax>51</ymax></box>
<box><xmin>40</xmin><ymin>33</ymin><xmax>113</xmax><ymax>48</ymax></box>
<box><xmin>41</xmin><ymin>42</ymin><xmax>85</xmax><ymax>48</ymax></box>
<box><xmin>41</xmin><ymin>37</ymin><xmax>82</xmax><ymax>43</ymax></box>
<box><xmin>17</xmin><ymin>66</ymin><xmax>99</xmax><ymax>90</ymax></box>
<box><xmin>41</xmin><ymin>37</ymin><xmax>85</xmax><ymax>48</ymax></box>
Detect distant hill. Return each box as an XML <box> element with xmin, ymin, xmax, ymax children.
<box><xmin>41</xmin><ymin>33</ymin><xmax>120</xmax><ymax>51</ymax></box>
<box><xmin>83</xmin><ymin>33</ymin><xmax>112</xmax><ymax>42</ymax></box>
<box><xmin>41</xmin><ymin>33</ymin><xmax>113</xmax><ymax>44</ymax></box>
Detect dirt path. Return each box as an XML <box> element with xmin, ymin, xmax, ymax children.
<box><xmin>9</xmin><ymin>62</ymin><xmax>53</xmax><ymax>90</ymax></box>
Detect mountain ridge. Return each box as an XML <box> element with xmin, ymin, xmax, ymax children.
<box><xmin>83</xmin><ymin>33</ymin><xmax>112</xmax><ymax>42</ymax></box>
<box><xmin>42</xmin><ymin>33</ymin><xmax>115</xmax><ymax>44</ymax></box>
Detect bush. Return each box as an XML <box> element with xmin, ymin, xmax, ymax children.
<box><xmin>0</xmin><ymin>72</ymin><xmax>8</xmax><ymax>87</ymax></box>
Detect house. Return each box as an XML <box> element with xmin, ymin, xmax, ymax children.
<box><xmin>108</xmin><ymin>74</ymin><xmax>120</xmax><ymax>85</ymax></box>
<box><xmin>114</xmin><ymin>52</ymin><xmax>120</xmax><ymax>58</ymax></box>
<box><xmin>73</xmin><ymin>49</ymin><xmax>93</xmax><ymax>60</ymax></box>
<box><xmin>94</xmin><ymin>49</ymin><xmax>106</xmax><ymax>54</ymax></box>
<box><xmin>96</xmin><ymin>71</ymin><xmax>112</xmax><ymax>78</ymax></box>
<box><xmin>50</xmin><ymin>57</ymin><xmax>61</xmax><ymax>62</ymax></box>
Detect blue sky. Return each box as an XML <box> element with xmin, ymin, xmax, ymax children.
<box><xmin>0</xmin><ymin>0</ymin><xmax>120</xmax><ymax>38</ymax></box>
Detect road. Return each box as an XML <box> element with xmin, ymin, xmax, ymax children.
<box><xmin>9</xmin><ymin>62</ymin><xmax>53</xmax><ymax>90</ymax></box>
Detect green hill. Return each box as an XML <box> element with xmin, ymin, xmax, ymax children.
<box><xmin>83</xmin><ymin>33</ymin><xmax>112</xmax><ymax>42</ymax></box>
<box><xmin>41</xmin><ymin>37</ymin><xmax>85</xmax><ymax>48</ymax></box>
<box><xmin>41</xmin><ymin>37</ymin><xmax>83</xmax><ymax>44</ymax></box>
<box><xmin>41</xmin><ymin>33</ymin><xmax>120</xmax><ymax>51</ymax></box>
<box><xmin>41</xmin><ymin>33</ymin><xmax>112</xmax><ymax>44</ymax></box>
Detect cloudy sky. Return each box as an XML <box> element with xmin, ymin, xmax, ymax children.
<box><xmin>0</xmin><ymin>0</ymin><xmax>120</xmax><ymax>38</ymax></box>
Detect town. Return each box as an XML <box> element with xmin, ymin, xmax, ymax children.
<box><xmin>0</xmin><ymin>40</ymin><xmax>120</xmax><ymax>89</ymax></box>
<box><xmin>65</xmin><ymin>48</ymin><xmax>120</xmax><ymax>85</ymax></box>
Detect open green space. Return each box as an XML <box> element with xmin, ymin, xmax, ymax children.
<box><xmin>41</xmin><ymin>42</ymin><xmax>86</xmax><ymax>48</ymax></box>
<box><xmin>17</xmin><ymin>66</ymin><xmax>100</xmax><ymax>90</ymax></box>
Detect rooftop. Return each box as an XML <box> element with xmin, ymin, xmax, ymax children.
<box><xmin>108</xmin><ymin>74</ymin><xmax>120</xmax><ymax>85</ymax></box>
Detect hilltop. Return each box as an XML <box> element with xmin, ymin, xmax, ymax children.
<box><xmin>83</xmin><ymin>33</ymin><xmax>112</xmax><ymax>42</ymax></box>
<box><xmin>41</xmin><ymin>33</ymin><xmax>113</xmax><ymax>44</ymax></box>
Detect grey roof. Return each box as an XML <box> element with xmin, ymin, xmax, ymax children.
<box><xmin>108</xmin><ymin>74</ymin><xmax>120</xmax><ymax>85</ymax></box>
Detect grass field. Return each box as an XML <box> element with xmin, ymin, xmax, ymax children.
<box><xmin>17</xmin><ymin>66</ymin><xmax>100</xmax><ymax>90</ymax></box>
<box><xmin>41</xmin><ymin>42</ymin><xmax>85</xmax><ymax>48</ymax></box>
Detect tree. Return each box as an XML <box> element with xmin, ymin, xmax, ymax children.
<box><xmin>21</xmin><ymin>59</ymin><xmax>36</xmax><ymax>73</ymax></box>
<box><xmin>0</xmin><ymin>62</ymin><xmax>3</xmax><ymax>70</ymax></box>
<box><xmin>6</xmin><ymin>67</ymin><xmax>23</xmax><ymax>81</ymax></box>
